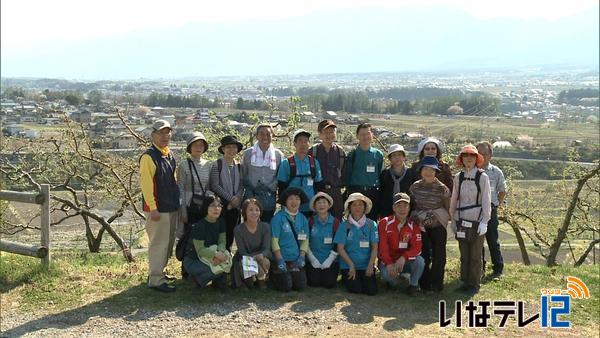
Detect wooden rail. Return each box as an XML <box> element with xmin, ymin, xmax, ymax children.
<box><xmin>0</xmin><ymin>184</ymin><xmax>51</xmax><ymax>268</ymax></box>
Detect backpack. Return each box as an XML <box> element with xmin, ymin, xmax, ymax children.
<box><xmin>308</xmin><ymin>216</ymin><xmax>341</xmax><ymax>235</ymax></box>
<box><xmin>457</xmin><ymin>170</ymin><xmax>483</xmax><ymax>212</ymax></box>
<box><xmin>288</xmin><ymin>154</ymin><xmax>316</xmax><ymax>180</ymax></box>
<box><xmin>309</xmin><ymin>143</ymin><xmax>345</xmax><ymax>179</ymax></box>
<box><xmin>455</xmin><ymin>170</ymin><xmax>484</xmax><ymax>243</ymax></box>
<box><xmin>175</xmin><ymin>229</ymin><xmax>191</xmax><ymax>261</ymax></box>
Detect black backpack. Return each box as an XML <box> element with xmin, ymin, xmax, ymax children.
<box><xmin>175</xmin><ymin>229</ymin><xmax>190</xmax><ymax>261</ymax></box>
<box><xmin>288</xmin><ymin>154</ymin><xmax>316</xmax><ymax>179</ymax></box>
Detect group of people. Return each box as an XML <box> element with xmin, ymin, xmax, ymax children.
<box><xmin>139</xmin><ymin>118</ymin><xmax>507</xmax><ymax>297</ymax></box>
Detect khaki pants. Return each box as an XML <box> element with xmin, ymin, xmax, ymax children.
<box><xmin>146</xmin><ymin>211</ymin><xmax>177</xmax><ymax>287</ymax></box>
<box><xmin>459</xmin><ymin>235</ymin><xmax>485</xmax><ymax>288</ymax></box>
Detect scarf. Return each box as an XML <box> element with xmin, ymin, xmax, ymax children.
<box><xmin>284</xmin><ymin>207</ymin><xmax>299</xmax><ymax>217</ymax></box>
<box><xmin>250</xmin><ymin>142</ymin><xmax>277</xmax><ymax>170</ymax></box>
<box><xmin>218</xmin><ymin>158</ymin><xmax>240</xmax><ymax>196</ymax></box>
<box><xmin>391</xmin><ymin>166</ymin><xmax>407</xmax><ymax>196</ymax></box>
<box><xmin>348</xmin><ymin>214</ymin><xmax>367</xmax><ymax>229</ymax></box>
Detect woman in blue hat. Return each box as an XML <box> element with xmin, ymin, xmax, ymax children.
<box><xmin>411</xmin><ymin>137</ymin><xmax>454</xmax><ymax>191</ymax></box>
<box><xmin>409</xmin><ymin>156</ymin><xmax>451</xmax><ymax>292</ymax></box>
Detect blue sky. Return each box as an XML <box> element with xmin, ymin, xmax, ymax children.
<box><xmin>1</xmin><ymin>0</ymin><xmax>598</xmax><ymax>80</ymax></box>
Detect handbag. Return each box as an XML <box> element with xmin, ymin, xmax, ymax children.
<box><xmin>454</xmin><ymin>219</ymin><xmax>479</xmax><ymax>243</ymax></box>
<box><xmin>187</xmin><ymin>159</ymin><xmax>206</xmax><ymax>215</ymax></box>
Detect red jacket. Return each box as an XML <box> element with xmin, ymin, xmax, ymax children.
<box><xmin>377</xmin><ymin>216</ymin><xmax>422</xmax><ymax>265</ymax></box>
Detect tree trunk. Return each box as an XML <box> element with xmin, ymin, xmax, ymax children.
<box><xmin>546</xmin><ymin>165</ymin><xmax>599</xmax><ymax>266</ymax></box>
<box><xmin>500</xmin><ymin>215</ymin><xmax>531</xmax><ymax>265</ymax></box>
<box><xmin>575</xmin><ymin>238</ymin><xmax>600</xmax><ymax>266</ymax></box>
<box><xmin>51</xmin><ymin>195</ymin><xmax>135</xmax><ymax>262</ymax></box>
<box><xmin>83</xmin><ymin>214</ymin><xmax>105</xmax><ymax>253</ymax></box>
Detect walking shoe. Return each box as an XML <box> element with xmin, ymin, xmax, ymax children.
<box><xmin>490</xmin><ymin>272</ymin><xmax>503</xmax><ymax>281</ymax></box>
<box><xmin>455</xmin><ymin>284</ymin><xmax>470</xmax><ymax>293</ymax></box>
<box><xmin>406</xmin><ymin>285</ymin><xmax>419</xmax><ymax>297</ymax></box>
<box><xmin>432</xmin><ymin>285</ymin><xmax>444</xmax><ymax>293</ymax></box>
<box><xmin>150</xmin><ymin>283</ymin><xmax>176</xmax><ymax>293</ymax></box>
<box><xmin>212</xmin><ymin>276</ymin><xmax>228</xmax><ymax>290</ymax></box>
<box><xmin>465</xmin><ymin>286</ymin><xmax>480</xmax><ymax>296</ymax></box>
<box><xmin>165</xmin><ymin>274</ymin><xmax>177</xmax><ymax>282</ymax></box>
<box><xmin>181</xmin><ymin>264</ymin><xmax>189</xmax><ymax>280</ymax></box>
<box><xmin>256</xmin><ymin>280</ymin><xmax>268</xmax><ymax>290</ymax></box>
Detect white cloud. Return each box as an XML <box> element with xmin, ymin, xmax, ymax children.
<box><xmin>2</xmin><ymin>0</ymin><xmax>597</xmax><ymax>49</ymax></box>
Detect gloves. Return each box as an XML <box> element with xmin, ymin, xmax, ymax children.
<box><xmin>450</xmin><ymin>221</ymin><xmax>457</xmax><ymax>234</ymax></box>
<box><xmin>277</xmin><ymin>258</ymin><xmax>287</xmax><ymax>272</ymax></box>
<box><xmin>478</xmin><ymin>222</ymin><xmax>488</xmax><ymax>236</ymax></box>
<box><xmin>321</xmin><ymin>251</ymin><xmax>338</xmax><ymax>269</ymax></box>
<box><xmin>296</xmin><ymin>255</ymin><xmax>306</xmax><ymax>268</ymax></box>
<box><xmin>307</xmin><ymin>251</ymin><xmax>321</xmax><ymax>269</ymax></box>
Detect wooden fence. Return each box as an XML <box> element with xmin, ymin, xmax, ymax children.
<box><xmin>0</xmin><ymin>184</ymin><xmax>50</xmax><ymax>268</ymax></box>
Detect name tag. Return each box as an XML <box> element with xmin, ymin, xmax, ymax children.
<box><xmin>462</xmin><ymin>220</ymin><xmax>472</xmax><ymax>228</ymax></box>
<box><xmin>297</xmin><ymin>233</ymin><xmax>307</xmax><ymax>241</ymax></box>
<box><xmin>457</xmin><ymin>231</ymin><xmax>466</xmax><ymax>239</ymax></box>
<box><xmin>359</xmin><ymin>240</ymin><xmax>370</xmax><ymax>248</ymax></box>
<box><xmin>366</xmin><ymin>165</ymin><xmax>375</xmax><ymax>173</ymax></box>
<box><xmin>399</xmin><ymin>242</ymin><xmax>408</xmax><ymax>249</ymax></box>
<box><xmin>306</xmin><ymin>178</ymin><xmax>314</xmax><ymax>186</ymax></box>
<box><xmin>324</xmin><ymin>237</ymin><xmax>333</xmax><ymax>244</ymax></box>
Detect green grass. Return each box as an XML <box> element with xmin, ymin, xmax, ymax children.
<box><xmin>1</xmin><ymin>250</ymin><xmax>598</xmax><ymax>335</ymax></box>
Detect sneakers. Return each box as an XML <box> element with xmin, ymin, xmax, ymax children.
<box><xmin>406</xmin><ymin>285</ymin><xmax>419</xmax><ymax>296</ymax></box>
<box><xmin>212</xmin><ymin>276</ymin><xmax>228</xmax><ymax>290</ymax></box>
<box><xmin>455</xmin><ymin>284</ymin><xmax>470</xmax><ymax>293</ymax></box>
<box><xmin>456</xmin><ymin>284</ymin><xmax>479</xmax><ymax>295</ymax></box>
<box><xmin>465</xmin><ymin>286</ymin><xmax>480</xmax><ymax>296</ymax></box>
<box><xmin>256</xmin><ymin>280</ymin><xmax>268</xmax><ymax>290</ymax></box>
<box><xmin>490</xmin><ymin>272</ymin><xmax>503</xmax><ymax>281</ymax></box>
<box><xmin>150</xmin><ymin>283</ymin><xmax>176</xmax><ymax>293</ymax></box>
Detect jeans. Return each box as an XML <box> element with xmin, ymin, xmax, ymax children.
<box><xmin>379</xmin><ymin>256</ymin><xmax>425</xmax><ymax>287</ymax></box>
<box><xmin>482</xmin><ymin>205</ymin><xmax>504</xmax><ymax>274</ymax></box>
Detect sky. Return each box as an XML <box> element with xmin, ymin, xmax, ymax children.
<box><xmin>1</xmin><ymin>0</ymin><xmax>599</xmax><ymax>80</ymax></box>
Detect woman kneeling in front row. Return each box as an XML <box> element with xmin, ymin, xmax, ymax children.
<box><xmin>306</xmin><ymin>192</ymin><xmax>340</xmax><ymax>288</ymax></box>
<box><xmin>270</xmin><ymin>187</ymin><xmax>309</xmax><ymax>292</ymax></box>
<box><xmin>183</xmin><ymin>192</ymin><xmax>231</xmax><ymax>290</ymax></box>
<box><xmin>232</xmin><ymin>198</ymin><xmax>272</xmax><ymax>289</ymax></box>
<box><xmin>335</xmin><ymin>193</ymin><xmax>379</xmax><ymax>296</ymax></box>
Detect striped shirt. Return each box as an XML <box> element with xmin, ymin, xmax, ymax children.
<box><xmin>177</xmin><ymin>157</ymin><xmax>212</xmax><ymax>218</ymax></box>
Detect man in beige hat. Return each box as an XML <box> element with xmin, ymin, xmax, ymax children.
<box><xmin>139</xmin><ymin>119</ymin><xmax>180</xmax><ymax>293</ymax></box>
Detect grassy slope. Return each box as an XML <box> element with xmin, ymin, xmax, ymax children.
<box><xmin>1</xmin><ymin>251</ymin><xmax>598</xmax><ymax>336</ymax></box>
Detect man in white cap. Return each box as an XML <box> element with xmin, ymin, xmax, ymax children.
<box><xmin>139</xmin><ymin>119</ymin><xmax>180</xmax><ymax>293</ymax></box>
<box><xmin>377</xmin><ymin>193</ymin><xmax>424</xmax><ymax>296</ymax></box>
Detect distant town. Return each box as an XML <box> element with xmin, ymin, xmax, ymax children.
<box><xmin>1</xmin><ymin>68</ymin><xmax>598</xmax><ymax>154</ymax></box>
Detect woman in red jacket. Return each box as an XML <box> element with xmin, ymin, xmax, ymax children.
<box><xmin>377</xmin><ymin>192</ymin><xmax>425</xmax><ymax>296</ymax></box>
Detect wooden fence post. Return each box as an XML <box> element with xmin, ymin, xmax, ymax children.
<box><xmin>40</xmin><ymin>184</ymin><xmax>50</xmax><ymax>268</ymax></box>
